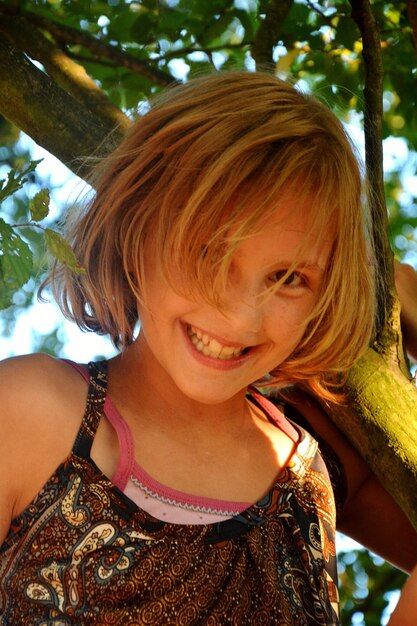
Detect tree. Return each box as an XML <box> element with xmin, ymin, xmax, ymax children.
<box><xmin>1</xmin><ymin>0</ymin><xmax>417</xmax><ymax>622</ymax></box>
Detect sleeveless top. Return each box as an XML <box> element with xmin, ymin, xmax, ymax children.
<box><xmin>0</xmin><ymin>361</ymin><xmax>342</xmax><ymax>625</ymax></box>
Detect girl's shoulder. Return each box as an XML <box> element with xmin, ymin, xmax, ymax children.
<box><xmin>0</xmin><ymin>353</ymin><xmax>88</xmax><ymax>437</ymax></box>
<box><xmin>0</xmin><ymin>351</ymin><xmax>85</xmax><ymax>393</ymax></box>
<box><xmin>0</xmin><ymin>354</ymin><xmax>89</xmax><ymax>544</ymax></box>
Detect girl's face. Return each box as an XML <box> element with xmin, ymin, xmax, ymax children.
<box><xmin>136</xmin><ymin>197</ymin><xmax>332</xmax><ymax>406</ymax></box>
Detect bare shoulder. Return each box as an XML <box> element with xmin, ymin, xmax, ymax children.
<box><xmin>0</xmin><ymin>354</ymin><xmax>87</xmax><ymax>439</ymax></box>
<box><xmin>0</xmin><ymin>354</ymin><xmax>88</xmax><ymax>545</ymax></box>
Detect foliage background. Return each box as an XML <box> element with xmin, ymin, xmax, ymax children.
<box><xmin>1</xmin><ymin>0</ymin><xmax>416</xmax><ymax>623</ymax></box>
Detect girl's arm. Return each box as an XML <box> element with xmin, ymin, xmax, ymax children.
<box><xmin>387</xmin><ymin>564</ymin><xmax>417</xmax><ymax>626</ymax></box>
<box><xmin>0</xmin><ymin>354</ymin><xmax>88</xmax><ymax>546</ymax></box>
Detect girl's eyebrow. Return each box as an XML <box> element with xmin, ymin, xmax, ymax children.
<box><xmin>267</xmin><ymin>261</ymin><xmax>326</xmax><ymax>273</ymax></box>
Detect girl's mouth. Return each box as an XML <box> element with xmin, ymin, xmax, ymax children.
<box><xmin>186</xmin><ymin>324</ymin><xmax>251</xmax><ymax>360</ymax></box>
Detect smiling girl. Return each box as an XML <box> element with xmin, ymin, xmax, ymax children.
<box><xmin>0</xmin><ymin>71</ymin><xmax>416</xmax><ymax>625</ymax></box>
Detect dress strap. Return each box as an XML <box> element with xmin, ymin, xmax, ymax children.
<box><xmin>72</xmin><ymin>360</ymin><xmax>108</xmax><ymax>459</ymax></box>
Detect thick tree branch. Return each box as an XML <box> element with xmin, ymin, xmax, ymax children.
<box><xmin>406</xmin><ymin>0</ymin><xmax>417</xmax><ymax>50</ymax></box>
<box><xmin>0</xmin><ymin>37</ymin><xmax>124</xmax><ymax>180</ymax></box>
<box><xmin>252</xmin><ymin>0</ymin><xmax>294</xmax><ymax>66</ymax></box>
<box><xmin>0</xmin><ymin>16</ymin><xmax>131</xmax><ymax>133</ymax></box>
<box><xmin>0</xmin><ymin>2</ymin><xmax>175</xmax><ymax>87</ymax></box>
<box><xmin>322</xmin><ymin>348</ymin><xmax>417</xmax><ymax>529</ymax></box>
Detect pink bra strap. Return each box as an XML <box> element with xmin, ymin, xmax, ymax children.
<box><xmin>249</xmin><ymin>390</ymin><xmax>300</xmax><ymax>443</ymax></box>
<box><xmin>63</xmin><ymin>359</ymin><xmax>134</xmax><ymax>490</ymax></box>
<box><xmin>103</xmin><ymin>397</ymin><xmax>135</xmax><ymax>491</ymax></box>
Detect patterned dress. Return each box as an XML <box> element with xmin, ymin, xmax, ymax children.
<box><xmin>0</xmin><ymin>361</ymin><xmax>342</xmax><ymax>625</ymax></box>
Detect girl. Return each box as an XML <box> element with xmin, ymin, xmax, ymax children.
<box><xmin>0</xmin><ymin>71</ymin><xmax>416</xmax><ymax>625</ymax></box>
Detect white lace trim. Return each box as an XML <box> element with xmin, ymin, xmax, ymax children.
<box><xmin>129</xmin><ymin>475</ymin><xmax>239</xmax><ymax>516</ymax></box>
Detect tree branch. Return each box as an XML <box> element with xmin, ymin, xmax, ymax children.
<box><xmin>322</xmin><ymin>348</ymin><xmax>417</xmax><ymax>529</ymax></box>
<box><xmin>69</xmin><ymin>42</ymin><xmax>251</xmax><ymax>66</ymax></box>
<box><xmin>153</xmin><ymin>42</ymin><xmax>251</xmax><ymax>62</ymax></box>
<box><xmin>0</xmin><ymin>37</ymin><xmax>124</xmax><ymax>180</ymax></box>
<box><xmin>0</xmin><ymin>2</ymin><xmax>175</xmax><ymax>87</ymax></box>
<box><xmin>0</xmin><ymin>16</ymin><xmax>131</xmax><ymax>133</ymax></box>
<box><xmin>349</xmin><ymin>0</ymin><xmax>394</xmax><ymax>340</ymax></box>
<box><xmin>406</xmin><ymin>0</ymin><xmax>417</xmax><ymax>50</ymax></box>
<box><xmin>252</xmin><ymin>0</ymin><xmax>294</xmax><ymax>66</ymax></box>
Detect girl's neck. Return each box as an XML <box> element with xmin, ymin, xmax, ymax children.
<box><xmin>107</xmin><ymin>343</ymin><xmax>252</xmax><ymax>441</ymax></box>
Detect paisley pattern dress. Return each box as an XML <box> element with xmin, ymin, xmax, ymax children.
<box><xmin>0</xmin><ymin>361</ymin><xmax>342</xmax><ymax>625</ymax></box>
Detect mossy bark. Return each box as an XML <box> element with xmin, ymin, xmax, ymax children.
<box><xmin>324</xmin><ymin>349</ymin><xmax>417</xmax><ymax>529</ymax></box>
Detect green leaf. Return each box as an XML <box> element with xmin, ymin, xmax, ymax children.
<box><xmin>29</xmin><ymin>189</ymin><xmax>50</xmax><ymax>222</ymax></box>
<box><xmin>0</xmin><ymin>217</ymin><xmax>33</xmax><ymax>309</ymax></box>
<box><xmin>106</xmin><ymin>11</ymin><xmax>137</xmax><ymax>42</ymax></box>
<box><xmin>335</xmin><ymin>16</ymin><xmax>360</xmax><ymax>50</ymax></box>
<box><xmin>232</xmin><ymin>8</ymin><xmax>258</xmax><ymax>42</ymax></box>
<box><xmin>44</xmin><ymin>229</ymin><xmax>85</xmax><ymax>274</ymax></box>
<box><xmin>130</xmin><ymin>11</ymin><xmax>157</xmax><ymax>45</ymax></box>
<box><xmin>199</xmin><ymin>14</ymin><xmax>235</xmax><ymax>47</ymax></box>
<box><xmin>0</xmin><ymin>160</ymin><xmax>42</xmax><ymax>205</ymax></box>
<box><xmin>158</xmin><ymin>8</ymin><xmax>192</xmax><ymax>39</ymax></box>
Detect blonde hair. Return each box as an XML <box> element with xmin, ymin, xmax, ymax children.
<box><xmin>46</xmin><ymin>71</ymin><xmax>375</xmax><ymax>399</ymax></box>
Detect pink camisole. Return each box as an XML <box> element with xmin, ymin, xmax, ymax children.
<box><xmin>68</xmin><ymin>361</ymin><xmax>299</xmax><ymax>525</ymax></box>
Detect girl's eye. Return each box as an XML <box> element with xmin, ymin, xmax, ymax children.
<box><xmin>270</xmin><ymin>270</ymin><xmax>306</xmax><ymax>289</ymax></box>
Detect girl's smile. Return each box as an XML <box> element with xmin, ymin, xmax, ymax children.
<box><xmin>182</xmin><ymin>322</ymin><xmax>255</xmax><ymax>372</ymax></box>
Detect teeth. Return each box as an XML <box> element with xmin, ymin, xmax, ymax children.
<box><xmin>187</xmin><ymin>325</ymin><xmax>246</xmax><ymax>360</ymax></box>
<box><xmin>208</xmin><ymin>338</ymin><xmax>222</xmax><ymax>357</ymax></box>
<box><xmin>221</xmin><ymin>345</ymin><xmax>235</xmax><ymax>356</ymax></box>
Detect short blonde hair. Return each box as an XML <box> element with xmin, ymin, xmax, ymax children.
<box><xmin>47</xmin><ymin>71</ymin><xmax>375</xmax><ymax>399</ymax></box>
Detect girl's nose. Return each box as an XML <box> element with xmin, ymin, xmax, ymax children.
<box><xmin>220</xmin><ymin>278</ymin><xmax>264</xmax><ymax>335</ymax></box>
<box><xmin>226</xmin><ymin>297</ymin><xmax>264</xmax><ymax>334</ymax></box>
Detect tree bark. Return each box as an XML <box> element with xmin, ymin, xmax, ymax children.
<box><xmin>0</xmin><ymin>16</ymin><xmax>131</xmax><ymax>134</ymax></box>
<box><xmin>0</xmin><ymin>37</ymin><xmax>124</xmax><ymax>179</ymax></box>
<box><xmin>323</xmin><ymin>348</ymin><xmax>417</xmax><ymax>529</ymax></box>
<box><xmin>350</xmin><ymin>0</ymin><xmax>393</xmax><ymax>330</ymax></box>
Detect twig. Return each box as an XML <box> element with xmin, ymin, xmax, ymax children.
<box><xmin>153</xmin><ymin>42</ymin><xmax>251</xmax><ymax>62</ymax></box>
